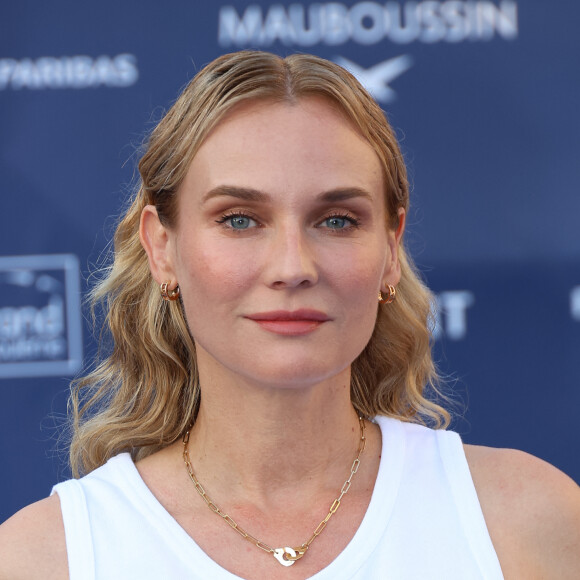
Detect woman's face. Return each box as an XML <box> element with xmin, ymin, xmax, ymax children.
<box><xmin>143</xmin><ymin>97</ymin><xmax>403</xmax><ymax>389</ymax></box>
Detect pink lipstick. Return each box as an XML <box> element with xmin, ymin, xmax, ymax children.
<box><xmin>245</xmin><ymin>310</ymin><xmax>330</xmax><ymax>336</ymax></box>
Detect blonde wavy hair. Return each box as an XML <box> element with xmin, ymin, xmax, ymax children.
<box><xmin>70</xmin><ymin>50</ymin><xmax>449</xmax><ymax>477</ymax></box>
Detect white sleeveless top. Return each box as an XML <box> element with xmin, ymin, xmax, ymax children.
<box><xmin>52</xmin><ymin>417</ymin><xmax>504</xmax><ymax>579</ymax></box>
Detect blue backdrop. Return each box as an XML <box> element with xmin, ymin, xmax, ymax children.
<box><xmin>1</xmin><ymin>0</ymin><xmax>579</xmax><ymax>522</ymax></box>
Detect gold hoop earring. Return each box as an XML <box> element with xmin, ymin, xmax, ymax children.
<box><xmin>378</xmin><ymin>284</ymin><xmax>396</xmax><ymax>304</ymax></box>
<box><xmin>160</xmin><ymin>281</ymin><xmax>180</xmax><ymax>301</ymax></box>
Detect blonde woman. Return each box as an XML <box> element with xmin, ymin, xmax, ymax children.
<box><xmin>1</xmin><ymin>51</ymin><xmax>578</xmax><ymax>580</ymax></box>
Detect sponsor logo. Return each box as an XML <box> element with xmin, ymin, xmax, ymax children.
<box><xmin>0</xmin><ymin>254</ymin><xmax>82</xmax><ymax>379</ymax></box>
<box><xmin>334</xmin><ymin>55</ymin><xmax>412</xmax><ymax>102</ymax></box>
<box><xmin>218</xmin><ymin>1</ymin><xmax>518</xmax><ymax>47</ymax></box>
<box><xmin>0</xmin><ymin>54</ymin><xmax>138</xmax><ymax>91</ymax></box>
<box><xmin>433</xmin><ymin>290</ymin><xmax>474</xmax><ymax>340</ymax></box>
<box><xmin>571</xmin><ymin>286</ymin><xmax>580</xmax><ymax>322</ymax></box>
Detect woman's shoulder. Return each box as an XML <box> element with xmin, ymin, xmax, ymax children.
<box><xmin>0</xmin><ymin>494</ymin><xmax>68</xmax><ymax>580</ymax></box>
<box><xmin>464</xmin><ymin>443</ymin><xmax>580</xmax><ymax>579</ymax></box>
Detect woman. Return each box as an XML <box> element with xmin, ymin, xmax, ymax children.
<box><xmin>0</xmin><ymin>51</ymin><xmax>578</xmax><ymax>579</ymax></box>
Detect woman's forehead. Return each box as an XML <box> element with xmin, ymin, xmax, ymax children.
<box><xmin>177</xmin><ymin>99</ymin><xmax>383</xmax><ymax>208</ymax></box>
<box><xmin>184</xmin><ymin>97</ymin><xmax>383</xmax><ymax>190</ymax></box>
<box><xmin>206</xmin><ymin>95</ymin><xmax>362</xmax><ymax>143</ymax></box>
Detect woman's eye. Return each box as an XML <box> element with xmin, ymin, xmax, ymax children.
<box><xmin>325</xmin><ymin>216</ymin><xmax>348</xmax><ymax>229</ymax></box>
<box><xmin>229</xmin><ymin>215</ymin><xmax>253</xmax><ymax>229</ymax></box>
<box><xmin>319</xmin><ymin>215</ymin><xmax>359</xmax><ymax>230</ymax></box>
<box><xmin>217</xmin><ymin>213</ymin><xmax>258</xmax><ymax>230</ymax></box>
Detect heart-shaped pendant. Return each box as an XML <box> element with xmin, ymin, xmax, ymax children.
<box><xmin>273</xmin><ymin>547</ymin><xmax>297</xmax><ymax>567</ymax></box>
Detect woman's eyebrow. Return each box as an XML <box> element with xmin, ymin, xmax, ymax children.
<box><xmin>202</xmin><ymin>185</ymin><xmax>269</xmax><ymax>203</ymax></box>
<box><xmin>318</xmin><ymin>188</ymin><xmax>373</xmax><ymax>203</ymax></box>
<box><xmin>202</xmin><ymin>185</ymin><xmax>373</xmax><ymax>204</ymax></box>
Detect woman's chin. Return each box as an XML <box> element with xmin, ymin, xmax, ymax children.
<box><xmin>235</xmin><ymin>361</ymin><xmax>350</xmax><ymax>393</ymax></box>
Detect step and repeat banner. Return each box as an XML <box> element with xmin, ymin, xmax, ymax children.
<box><xmin>1</xmin><ymin>1</ymin><xmax>579</xmax><ymax>520</ymax></box>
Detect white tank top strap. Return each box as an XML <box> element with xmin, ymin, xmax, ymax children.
<box><xmin>435</xmin><ymin>429</ymin><xmax>504</xmax><ymax>579</ymax></box>
<box><xmin>52</xmin><ymin>478</ymin><xmax>95</xmax><ymax>580</ymax></box>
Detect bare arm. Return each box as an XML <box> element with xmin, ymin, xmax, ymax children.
<box><xmin>0</xmin><ymin>495</ymin><xmax>68</xmax><ymax>580</ymax></box>
<box><xmin>465</xmin><ymin>444</ymin><xmax>580</xmax><ymax>580</ymax></box>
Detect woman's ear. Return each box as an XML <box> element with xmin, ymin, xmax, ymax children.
<box><xmin>394</xmin><ymin>207</ymin><xmax>406</xmax><ymax>246</ymax></box>
<box><xmin>383</xmin><ymin>207</ymin><xmax>406</xmax><ymax>287</ymax></box>
<box><xmin>139</xmin><ymin>205</ymin><xmax>177</xmax><ymax>284</ymax></box>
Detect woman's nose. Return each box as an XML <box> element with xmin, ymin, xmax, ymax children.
<box><xmin>265</xmin><ymin>225</ymin><xmax>319</xmax><ymax>289</ymax></box>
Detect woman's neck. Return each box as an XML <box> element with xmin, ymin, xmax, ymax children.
<box><xmin>183</xmin><ymin>366</ymin><xmax>363</xmax><ymax>506</ymax></box>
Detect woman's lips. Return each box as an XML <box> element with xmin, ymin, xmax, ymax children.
<box><xmin>245</xmin><ymin>310</ymin><xmax>330</xmax><ymax>335</ymax></box>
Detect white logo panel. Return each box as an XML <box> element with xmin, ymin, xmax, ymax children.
<box><xmin>0</xmin><ymin>254</ymin><xmax>82</xmax><ymax>378</ymax></box>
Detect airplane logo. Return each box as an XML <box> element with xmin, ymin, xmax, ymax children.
<box><xmin>333</xmin><ymin>55</ymin><xmax>413</xmax><ymax>103</ymax></box>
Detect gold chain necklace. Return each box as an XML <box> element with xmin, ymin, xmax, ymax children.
<box><xmin>182</xmin><ymin>416</ymin><xmax>366</xmax><ymax>567</ymax></box>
